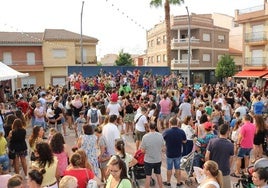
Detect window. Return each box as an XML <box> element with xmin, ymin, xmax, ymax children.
<box><xmin>3</xmin><ymin>52</ymin><xmax>12</xmax><ymax>65</ymax></box>
<box><xmin>21</xmin><ymin>76</ymin><xmax>36</xmax><ymax>88</ymax></box>
<box><xmin>147</xmin><ymin>41</ymin><xmax>150</xmax><ymax>47</ymax></box>
<box><xmin>163</xmin><ymin>54</ymin><xmax>167</xmax><ymax>62</ymax></box>
<box><xmin>53</xmin><ymin>49</ymin><xmax>66</xmax><ymax>58</ymax></box>
<box><xmin>151</xmin><ymin>56</ymin><xmax>154</xmax><ymax>63</ymax></box>
<box><xmin>148</xmin><ymin>57</ymin><xmax>150</xmax><ymax>64</ymax></box>
<box><xmin>203</xmin><ymin>54</ymin><xmax>210</xmax><ymax>61</ymax></box>
<box><xmin>52</xmin><ymin>77</ymin><xmax>66</xmax><ymax>86</ymax></box>
<box><xmin>203</xmin><ymin>33</ymin><xmax>210</xmax><ymax>41</ymax></box>
<box><xmin>27</xmin><ymin>52</ymin><xmax>35</xmax><ymax>65</ymax></box>
<box><xmin>157</xmin><ymin>55</ymin><xmax>161</xmax><ymax>62</ymax></box>
<box><xmin>157</xmin><ymin>37</ymin><xmax>161</xmax><ymax>45</ymax></box>
<box><xmin>163</xmin><ymin>35</ymin><xmax>166</xmax><ymax>44</ymax></box>
<box><xmin>218</xmin><ymin>35</ymin><xmax>225</xmax><ymax>43</ymax></box>
<box><xmin>218</xmin><ymin>55</ymin><xmax>223</xmax><ymax>60</ymax></box>
<box><xmin>150</xmin><ymin>40</ymin><xmax>154</xmax><ymax>47</ymax></box>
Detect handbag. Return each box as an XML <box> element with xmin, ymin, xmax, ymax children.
<box><xmin>85</xmin><ymin>169</ymin><xmax>98</xmax><ymax>188</ymax></box>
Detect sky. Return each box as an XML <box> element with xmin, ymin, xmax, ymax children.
<box><xmin>0</xmin><ymin>0</ymin><xmax>264</xmax><ymax>60</ymax></box>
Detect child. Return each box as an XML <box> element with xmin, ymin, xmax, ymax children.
<box><xmin>47</xmin><ymin>128</ymin><xmax>57</xmax><ymax>144</ymax></box>
<box><xmin>74</xmin><ymin>111</ymin><xmax>86</xmax><ymax>138</ymax></box>
<box><xmin>46</xmin><ymin>104</ymin><xmax>55</xmax><ymax>127</ymax></box>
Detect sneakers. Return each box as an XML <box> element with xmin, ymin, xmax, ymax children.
<box><xmin>163</xmin><ymin>182</ymin><xmax>171</xmax><ymax>187</ymax></box>
<box><xmin>177</xmin><ymin>182</ymin><xmax>184</xmax><ymax>187</ymax></box>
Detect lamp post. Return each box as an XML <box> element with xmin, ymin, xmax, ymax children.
<box><xmin>186</xmin><ymin>6</ymin><xmax>191</xmax><ymax>86</ymax></box>
<box><xmin>80</xmin><ymin>1</ymin><xmax>84</xmax><ymax>67</ymax></box>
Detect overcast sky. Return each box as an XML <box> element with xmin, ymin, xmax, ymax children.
<box><xmin>0</xmin><ymin>0</ymin><xmax>263</xmax><ymax>59</ymax></box>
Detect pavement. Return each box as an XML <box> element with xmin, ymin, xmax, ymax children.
<box><xmin>20</xmin><ymin>125</ymin><xmax>241</xmax><ymax>188</ymax></box>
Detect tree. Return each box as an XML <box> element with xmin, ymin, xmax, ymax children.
<box><xmin>150</xmin><ymin>0</ymin><xmax>184</xmax><ymax>68</ymax></box>
<box><xmin>215</xmin><ymin>54</ymin><xmax>236</xmax><ymax>81</ymax></box>
<box><xmin>115</xmin><ymin>50</ymin><xmax>134</xmax><ymax>66</ymax></box>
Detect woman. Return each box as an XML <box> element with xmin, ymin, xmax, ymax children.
<box><xmin>29</xmin><ymin>126</ymin><xmax>44</xmax><ymax>162</ymax></box>
<box><xmin>8</xmin><ymin>118</ymin><xmax>28</xmax><ymax>176</ymax></box>
<box><xmin>50</xmin><ymin>132</ymin><xmax>70</xmax><ymax>178</ymax></box>
<box><xmin>106</xmin><ymin>155</ymin><xmax>132</xmax><ymax>188</ymax></box>
<box><xmin>197</xmin><ymin>160</ymin><xmax>223</xmax><ymax>188</ymax></box>
<box><xmin>15</xmin><ymin>110</ymin><xmax>27</xmax><ymax>128</ymax></box>
<box><xmin>77</xmin><ymin>124</ymin><xmax>98</xmax><ymax>176</ymax></box>
<box><xmin>181</xmin><ymin>116</ymin><xmax>195</xmax><ymax>156</ymax></box>
<box><xmin>252</xmin><ymin>167</ymin><xmax>268</xmax><ymax>188</ymax></box>
<box><xmin>114</xmin><ymin>138</ymin><xmax>137</xmax><ymax>177</ymax></box>
<box><xmin>252</xmin><ymin>115</ymin><xmax>267</xmax><ymax>163</ymax></box>
<box><xmin>27</xmin><ymin>169</ymin><xmax>45</xmax><ymax>188</ymax></box>
<box><xmin>0</xmin><ymin>130</ymin><xmax>9</xmax><ymax>174</ymax></box>
<box><xmin>4</xmin><ymin>114</ymin><xmax>16</xmax><ymax>138</ymax></box>
<box><xmin>95</xmin><ymin>126</ymin><xmax>110</xmax><ymax>182</ymax></box>
<box><xmin>64</xmin><ymin>153</ymin><xmax>95</xmax><ymax>188</ymax></box>
<box><xmin>123</xmin><ymin>98</ymin><xmax>135</xmax><ymax>135</ymax></box>
<box><xmin>31</xmin><ymin>142</ymin><xmax>58</xmax><ymax>188</ymax></box>
<box><xmin>65</xmin><ymin>96</ymin><xmax>73</xmax><ymax>130</ymax></box>
<box><xmin>59</xmin><ymin>175</ymin><xmax>78</xmax><ymax>188</ymax></box>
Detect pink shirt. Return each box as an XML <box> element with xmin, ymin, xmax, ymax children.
<box><xmin>240</xmin><ymin>121</ymin><xmax>256</xmax><ymax>148</ymax></box>
<box><xmin>159</xmin><ymin>98</ymin><xmax>171</xmax><ymax>115</ymax></box>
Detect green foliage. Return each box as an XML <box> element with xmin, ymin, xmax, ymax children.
<box><xmin>150</xmin><ymin>0</ymin><xmax>184</xmax><ymax>7</ymax></box>
<box><xmin>215</xmin><ymin>54</ymin><xmax>236</xmax><ymax>79</ymax></box>
<box><xmin>115</xmin><ymin>50</ymin><xmax>134</xmax><ymax>66</ymax></box>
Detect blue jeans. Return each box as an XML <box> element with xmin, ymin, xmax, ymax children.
<box><xmin>0</xmin><ymin>154</ymin><xmax>9</xmax><ymax>171</ymax></box>
<box><xmin>34</xmin><ymin>121</ymin><xmax>46</xmax><ymax>129</ymax></box>
<box><xmin>166</xmin><ymin>157</ymin><xmax>181</xmax><ymax>170</ymax></box>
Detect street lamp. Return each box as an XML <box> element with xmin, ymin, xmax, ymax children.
<box><xmin>186</xmin><ymin>6</ymin><xmax>191</xmax><ymax>86</ymax></box>
<box><xmin>80</xmin><ymin>1</ymin><xmax>85</xmax><ymax>67</ymax></box>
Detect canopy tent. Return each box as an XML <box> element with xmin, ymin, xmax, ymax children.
<box><xmin>0</xmin><ymin>61</ymin><xmax>29</xmax><ymax>81</ymax></box>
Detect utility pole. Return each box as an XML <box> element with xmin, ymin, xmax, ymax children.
<box><xmin>80</xmin><ymin>1</ymin><xmax>84</xmax><ymax>67</ymax></box>
<box><xmin>186</xmin><ymin>6</ymin><xmax>191</xmax><ymax>86</ymax></box>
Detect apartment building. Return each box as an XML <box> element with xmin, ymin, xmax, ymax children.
<box><xmin>0</xmin><ymin>29</ymin><xmax>98</xmax><ymax>89</ymax></box>
<box><xmin>234</xmin><ymin>0</ymin><xmax>268</xmax><ymax>87</ymax></box>
<box><xmin>146</xmin><ymin>14</ymin><xmax>229</xmax><ymax>84</ymax></box>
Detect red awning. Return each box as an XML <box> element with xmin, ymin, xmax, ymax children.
<box><xmin>233</xmin><ymin>70</ymin><xmax>268</xmax><ymax>78</ymax></box>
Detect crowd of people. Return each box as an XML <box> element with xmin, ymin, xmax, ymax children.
<box><xmin>0</xmin><ymin>70</ymin><xmax>267</xmax><ymax>188</ymax></box>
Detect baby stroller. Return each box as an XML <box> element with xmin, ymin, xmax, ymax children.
<box><xmin>129</xmin><ymin>149</ymin><xmax>155</xmax><ymax>188</ymax></box>
<box><xmin>234</xmin><ymin>158</ymin><xmax>268</xmax><ymax>188</ymax></box>
<box><xmin>180</xmin><ymin>151</ymin><xmax>196</xmax><ymax>185</ymax></box>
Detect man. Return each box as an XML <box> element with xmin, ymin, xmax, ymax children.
<box><xmin>162</xmin><ymin>117</ymin><xmax>186</xmax><ymax>187</ymax></box>
<box><xmin>178</xmin><ymin>97</ymin><xmax>191</xmax><ymax>121</ymax></box>
<box><xmin>205</xmin><ymin>123</ymin><xmax>234</xmax><ymax>188</ymax></box>
<box><xmin>232</xmin><ymin>114</ymin><xmax>256</xmax><ymax>178</ymax></box>
<box><xmin>52</xmin><ymin>100</ymin><xmax>64</xmax><ymax>134</ymax></box>
<box><xmin>87</xmin><ymin>102</ymin><xmax>102</xmax><ymax>129</ymax></box>
<box><xmin>252</xmin><ymin>95</ymin><xmax>264</xmax><ymax>115</ymax></box>
<box><xmin>140</xmin><ymin>122</ymin><xmax>165</xmax><ymax>188</ymax></box>
<box><xmin>16</xmin><ymin>97</ymin><xmax>29</xmax><ymax>115</ymax></box>
<box><xmin>102</xmin><ymin>115</ymin><xmax>120</xmax><ymax>155</ymax></box>
<box><xmin>134</xmin><ymin>107</ymin><xmax>148</xmax><ymax>150</ymax></box>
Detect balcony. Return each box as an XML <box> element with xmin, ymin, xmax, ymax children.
<box><xmin>75</xmin><ymin>56</ymin><xmax>97</xmax><ymax>65</ymax></box>
<box><xmin>235</xmin><ymin>4</ymin><xmax>266</xmax><ymax>23</ymax></box>
<box><xmin>244</xmin><ymin>57</ymin><xmax>267</xmax><ymax>70</ymax></box>
<box><xmin>8</xmin><ymin>60</ymin><xmax>44</xmax><ymax>72</ymax></box>
<box><xmin>171</xmin><ymin>38</ymin><xmax>200</xmax><ymax>49</ymax></box>
<box><xmin>171</xmin><ymin>59</ymin><xmax>200</xmax><ymax>64</ymax></box>
<box><xmin>245</xmin><ymin>31</ymin><xmax>268</xmax><ymax>45</ymax></box>
<box><xmin>238</xmin><ymin>5</ymin><xmax>264</xmax><ymax>15</ymax></box>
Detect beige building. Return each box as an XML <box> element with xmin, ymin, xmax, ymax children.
<box><xmin>100</xmin><ymin>54</ymin><xmax>118</xmax><ymax>66</ymax></box>
<box><xmin>234</xmin><ymin>0</ymin><xmax>268</xmax><ymax>87</ymax></box>
<box><xmin>146</xmin><ymin>14</ymin><xmax>229</xmax><ymax>84</ymax></box>
<box><xmin>42</xmin><ymin>29</ymin><xmax>98</xmax><ymax>87</ymax></box>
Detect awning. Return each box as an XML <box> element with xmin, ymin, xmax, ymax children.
<box><xmin>233</xmin><ymin>70</ymin><xmax>268</xmax><ymax>78</ymax></box>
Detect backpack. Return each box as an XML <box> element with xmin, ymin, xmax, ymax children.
<box><xmin>90</xmin><ymin>109</ymin><xmax>98</xmax><ymax>123</ymax></box>
<box><xmin>134</xmin><ymin>149</ymin><xmax>145</xmax><ymax>165</ymax></box>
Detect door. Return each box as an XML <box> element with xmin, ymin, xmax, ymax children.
<box><xmin>252</xmin><ymin>49</ymin><xmax>263</xmax><ymax>65</ymax></box>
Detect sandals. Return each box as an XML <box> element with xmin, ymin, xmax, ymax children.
<box><xmin>230</xmin><ymin>172</ymin><xmax>241</xmax><ymax>178</ymax></box>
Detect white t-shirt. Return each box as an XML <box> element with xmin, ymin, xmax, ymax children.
<box><xmin>107</xmin><ymin>103</ymin><xmax>121</xmax><ymax>116</ymax></box>
<box><xmin>134</xmin><ymin>114</ymin><xmax>148</xmax><ymax>132</ymax></box>
<box><xmin>102</xmin><ymin>123</ymin><xmax>120</xmax><ymax>155</ymax></box>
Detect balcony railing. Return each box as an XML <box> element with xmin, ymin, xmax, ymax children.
<box><xmin>238</xmin><ymin>5</ymin><xmax>264</xmax><ymax>15</ymax></box>
<box><xmin>5</xmin><ymin>60</ymin><xmax>43</xmax><ymax>66</ymax></box>
<box><xmin>172</xmin><ymin>38</ymin><xmax>200</xmax><ymax>44</ymax></box>
<box><xmin>245</xmin><ymin>57</ymin><xmax>267</xmax><ymax>67</ymax></box>
<box><xmin>171</xmin><ymin>59</ymin><xmax>200</xmax><ymax>64</ymax></box>
<box><xmin>245</xmin><ymin>31</ymin><xmax>267</xmax><ymax>42</ymax></box>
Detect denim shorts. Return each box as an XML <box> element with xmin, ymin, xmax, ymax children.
<box><xmin>238</xmin><ymin>147</ymin><xmax>252</xmax><ymax>158</ymax></box>
<box><xmin>158</xmin><ymin>113</ymin><xmax>170</xmax><ymax>121</ymax></box>
<box><xmin>144</xmin><ymin>162</ymin><xmax>161</xmax><ymax>176</ymax></box>
<box><xmin>166</xmin><ymin>157</ymin><xmax>181</xmax><ymax>170</ymax></box>
<box><xmin>0</xmin><ymin>154</ymin><xmax>9</xmax><ymax>171</ymax></box>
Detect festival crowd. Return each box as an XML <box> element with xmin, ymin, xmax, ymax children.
<box><xmin>0</xmin><ymin>69</ymin><xmax>267</xmax><ymax>188</ymax></box>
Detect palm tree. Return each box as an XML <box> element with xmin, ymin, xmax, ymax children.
<box><xmin>150</xmin><ymin>0</ymin><xmax>184</xmax><ymax>68</ymax></box>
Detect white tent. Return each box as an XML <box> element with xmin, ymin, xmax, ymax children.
<box><xmin>0</xmin><ymin>61</ymin><xmax>29</xmax><ymax>81</ymax></box>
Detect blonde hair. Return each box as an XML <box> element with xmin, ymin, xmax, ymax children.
<box><xmin>204</xmin><ymin>160</ymin><xmax>223</xmax><ymax>188</ymax></box>
<box><xmin>59</xmin><ymin>175</ymin><xmax>78</xmax><ymax>188</ymax></box>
